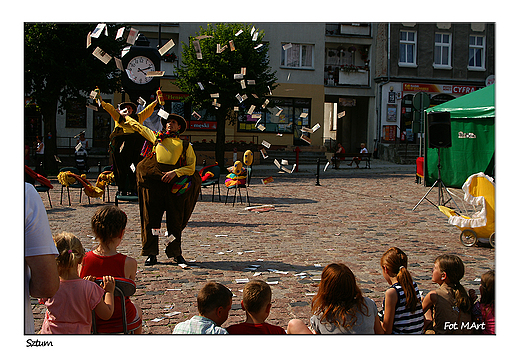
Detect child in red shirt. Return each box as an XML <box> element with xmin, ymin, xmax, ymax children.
<box><xmin>79</xmin><ymin>205</ymin><xmax>142</xmax><ymax>333</ymax></box>
<box><xmin>226</xmin><ymin>279</ymin><xmax>286</xmax><ymax>334</ymax></box>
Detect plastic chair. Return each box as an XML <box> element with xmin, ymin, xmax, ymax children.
<box><xmin>92</xmin><ymin>277</ymin><xmax>141</xmax><ymax>334</ymax></box>
<box><xmin>225</xmin><ymin>167</ymin><xmax>251</xmax><ymax>207</ymax></box>
<box><xmin>59</xmin><ymin>167</ymin><xmax>90</xmax><ymax>205</ymax></box>
<box><xmin>199</xmin><ymin>164</ymin><xmax>221</xmax><ymax>202</ymax></box>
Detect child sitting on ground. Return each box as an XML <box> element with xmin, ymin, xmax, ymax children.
<box><xmin>380</xmin><ymin>247</ymin><xmax>424</xmax><ymax>334</ymax></box>
<box><xmin>79</xmin><ymin>205</ymin><xmax>142</xmax><ymax>334</ymax></box>
<box><xmin>287</xmin><ymin>263</ymin><xmax>384</xmax><ymax>334</ymax></box>
<box><xmin>173</xmin><ymin>281</ymin><xmax>233</xmax><ymax>334</ymax></box>
<box><xmin>39</xmin><ymin>232</ymin><xmax>115</xmax><ymax>334</ymax></box>
<box><xmin>469</xmin><ymin>270</ymin><xmax>495</xmax><ymax>334</ymax></box>
<box><xmin>226</xmin><ymin>279</ymin><xmax>286</xmax><ymax>334</ymax></box>
<box><xmin>422</xmin><ymin>254</ymin><xmax>473</xmax><ymax>334</ymax></box>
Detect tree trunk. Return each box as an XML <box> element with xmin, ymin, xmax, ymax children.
<box><xmin>41</xmin><ymin>100</ymin><xmax>58</xmax><ymax>174</ymax></box>
<box><xmin>215</xmin><ymin>110</ymin><xmax>227</xmax><ymax>171</ymax></box>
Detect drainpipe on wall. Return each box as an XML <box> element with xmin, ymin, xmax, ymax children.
<box><xmin>376</xmin><ymin>23</ymin><xmax>391</xmax><ymax>158</ymax></box>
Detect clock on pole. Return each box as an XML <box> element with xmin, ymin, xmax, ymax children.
<box><xmin>121</xmin><ymin>34</ymin><xmax>161</xmax><ymax>102</ymax></box>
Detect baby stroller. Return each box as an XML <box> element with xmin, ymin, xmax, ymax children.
<box><xmin>75</xmin><ymin>147</ymin><xmax>89</xmax><ymax>173</ymax></box>
<box><xmin>438</xmin><ymin>172</ymin><xmax>495</xmax><ymax>248</ymax></box>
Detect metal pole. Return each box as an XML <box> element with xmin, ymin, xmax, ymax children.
<box><xmin>315</xmin><ymin>158</ymin><xmax>321</xmax><ymax>186</ymax></box>
<box><xmin>419</xmin><ymin>97</ymin><xmax>423</xmax><ymax>158</ymax></box>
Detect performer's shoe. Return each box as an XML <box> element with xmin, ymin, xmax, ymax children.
<box><xmin>145</xmin><ymin>255</ymin><xmax>157</xmax><ymax>266</ymax></box>
<box><xmin>174</xmin><ymin>255</ymin><xmax>187</xmax><ymax>265</ymax></box>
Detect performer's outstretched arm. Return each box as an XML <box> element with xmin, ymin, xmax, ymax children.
<box><xmin>100</xmin><ymin>100</ymin><xmax>121</xmax><ymax>122</ymax></box>
<box><xmin>137</xmin><ymin>99</ymin><xmax>159</xmax><ymax>124</ymax></box>
<box><xmin>124</xmin><ymin>117</ymin><xmax>156</xmax><ymax>143</ymax></box>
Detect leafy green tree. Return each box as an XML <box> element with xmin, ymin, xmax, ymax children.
<box><xmin>24</xmin><ymin>23</ymin><xmax>125</xmax><ymax>173</ymax></box>
<box><xmin>174</xmin><ymin>23</ymin><xmax>278</xmax><ymax>168</ymax></box>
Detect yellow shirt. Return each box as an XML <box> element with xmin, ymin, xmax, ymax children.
<box><xmin>125</xmin><ymin>117</ymin><xmax>196</xmax><ymax>177</ymax></box>
<box><xmin>102</xmin><ymin>100</ymin><xmax>157</xmax><ymax>134</ymax></box>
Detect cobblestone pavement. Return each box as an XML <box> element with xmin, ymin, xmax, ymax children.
<box><xmin>30</xmin><ymin>160</ymin><xmax>495</xmax><ymax>335</ymax></box>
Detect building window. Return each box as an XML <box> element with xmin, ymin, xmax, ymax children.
<box><xmin>434</xmin><ymin>33</ymin><xmax>452</xmax><ymax>68</ymax></box>
<box><xmin>468</xmin><ymin>35</ymin><xmax>485</xmax><ymax>70</ymax></box>
<box><xmin>281</xmin><ymin>43</ymin><xmax>314</xmax><ymax>69</ymax></box>
<box><xmin>237</xmin><ymin>97</ymin><xmax>311</xmax><ymax>134</ymax></box>
<box><xmin>399</xmin><ymin>31</ymin><xmax>416</xmax><ymax>67</ymax></box>
<box><xmin>66</xmin><ymin>98</ymin><xmax>87</xmax><ymax>128</ymax></box>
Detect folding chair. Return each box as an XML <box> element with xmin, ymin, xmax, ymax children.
<box><xmin>92</xmin><ymin>277</ymin><xmax>141</xmax><ymax>334</ymax></box>
<box><xmin>225</xmin><ymin>167</ymin><xmax>251</xmax><ymax>207</ymax></box>
<box><xmin>35</xmin><ymin>185</ymin><xmax>52</xmax><ymax>208</ymax></box>
<box><xmin>199</xmin><ymin>164</ymin><xmax>221</xmax><ymax>202</ymax></box>
<box><xmin>114</xmin><ymin>176</ymin><xmax>138</xmax><ymax>206</ymax></box>
<box><xmin>102</xmin><ymin>166</ymin><xmax>117</xmax><ymax>203</ymax></box>
<box><xmin>25</xmin><ymin>165</ymin><xmax>53</xmax><ymax>208</ymax></box>
<box><xmin>59</xmin><ymin>167</ymin><xmax>90</xmax><ymax>205</ymax></box>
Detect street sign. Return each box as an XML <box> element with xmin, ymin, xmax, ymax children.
<box><xmin>413</xmin><ymin>92</ymin><xmax>430</xmax><ymax>111</ymax></box>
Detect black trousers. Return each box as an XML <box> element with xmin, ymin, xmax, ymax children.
<box><xmin>110</xmin><ymin>132</ymin><xmax>146</xmax><ymax>194</ymax></box>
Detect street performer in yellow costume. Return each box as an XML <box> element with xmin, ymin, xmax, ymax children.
<box><xmin>97</xmin><ymin>89</ymin><xmax>160</xmax><ymax>195</ymax></box>
<box><xmin>124</xmin><ymin>112</ymin><xmax>201</xmax><ymax>266</ymax></box>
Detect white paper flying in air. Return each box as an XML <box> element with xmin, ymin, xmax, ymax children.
<box><xmin>115</xmin><ymin>27</ymin><xmax>125</xmax><ymax>40</ymax></box>
<box><xmin>159</xmin><ymin>39</ymin><xmax>175</xmax><ymax>56</ymax></box>
<box><xmin>127</xmin><ymin>28</ymin><xmax>139</xmax><ymax>45</ymax></box>
<box><xmin>90</xmin><ymin>23</ymin><xmax>106</xmax><ymax>39</ymax></box>
<box><xmin>157</xmin><ymin>109</ymin><xmax>169</xmax><ymax>119</ymax></box>
<box><xmin>92</xmin><ymin>47</ymin><xmax>112</xmax><ymax>64</ymax></box>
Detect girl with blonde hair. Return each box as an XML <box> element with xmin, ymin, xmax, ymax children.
<box><xmin>39</xmin><ymin>232</ymin><xmax>115</xmax><ymax>334</ymax></box>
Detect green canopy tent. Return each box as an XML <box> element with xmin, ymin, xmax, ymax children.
<box><xmin>424</xmin><ymin>84</ymin><xmax>495</xmax><ymax>188</ymax></box>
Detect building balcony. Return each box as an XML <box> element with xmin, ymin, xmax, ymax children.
<box><xmin>325</xmin><ymin>23</ymin><xmax>371</xmax><ymax>37</ymax></box>
<box><xmin>324</xmin><ymin>65</ymin><xmax>370</xmax><ymax>87</ymax></box>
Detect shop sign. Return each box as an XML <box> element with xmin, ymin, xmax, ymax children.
<box><xmin>163</xmin><ymin>93</ymin><xmax>189</xmax><ymax>101</ymax></box>
<box><xmin>188</xmin><ymin>121</ymin><xmax>217</xmax><ymax>130</ymax></box>
<box><xmin>403</xmin><ymin>83</ymin><xmax>478</xmax><ymax>94</ymax></box>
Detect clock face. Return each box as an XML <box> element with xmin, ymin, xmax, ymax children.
<box><xmin>126</xmin><ymin>56</ymin><xmax>156</xmax><ymax>84</ymax></box>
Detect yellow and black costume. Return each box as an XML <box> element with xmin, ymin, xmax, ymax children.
<box><xmin>101</xmin><ymin>99</ymin><xmax>158</xmax><ymax>194</ymax></box>
<box><xmin>125</xmin><ymin>114</ymin><xmax>201</xmax><ymax>265</ymax></box>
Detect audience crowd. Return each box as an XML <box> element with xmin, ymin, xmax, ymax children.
<box><xmin>26</xmin><ymin>199</ymin><xmax>494</xmax><ymax>335</ymax></box>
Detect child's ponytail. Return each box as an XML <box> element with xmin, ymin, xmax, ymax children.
<box><xmin>435</xmin><ymin>254</ymin><xmax>472</xmax><ymax>314</ymax></box>
<box><xmin>381</xmin><ymin>247</ymin><xmax>419</xmax><ymax>312</ymax></box>
<box><xmin>53</xmin><ymin>232</ymin><xmax>85</xmax><ymax>274</ymax></box>
<box><xmin>452</xmin><ymin>281</ymin><xmax>472</xmax><ymax>314</ymax></box>
<box><xmin>396</xmin><ymin>265</ymin><xmax>419</xmax><ymax>311</ymax></box>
